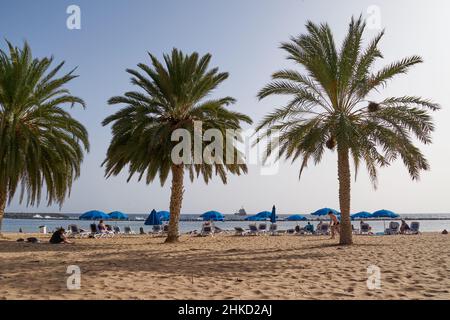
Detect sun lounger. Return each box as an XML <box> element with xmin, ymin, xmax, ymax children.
<box><xmin>269</xmin><ymin>223</ymin><xmax>279</xmax><ymax>235</ymax></box>
<box><xmin>360</xmin><ymin>223</ymin><xmax>371</xmax><ymax>235</ymax></box>
<box><xmin>89</xmin><ymin>224</ymin><xmax>109</xmax><ymax>238</ymax></box>
<box><xmin>316</xmin><ymin>223</ymin><xmax>330</xmax><ymax>235</ymax></box>
<box><xmin>199</xmin><ymin>224</ymin><xmax>213</xmax><ymax>237</ymax></box>
<box><xmin>113</xmin><ymin>226</ymin><xmax>122</xmax><ymax>234</ymax></box>
<box><xmin>124</xmin><ymin>226</ymin><xmax>136</xmax><ymax>235</ymax></box>
<box><xmin>234</xmin><ymin>227</ymin><xmax>248</xmax><ymax>236</ymax></box>
<box><xmin>67</xmin><ymin>224</ymin><xmax>90</xmax><ymax>238</ymax></box>
<box><xmin>150</xmin><ymin>225</ymin><xmax>162</xmax><ymax>235</ymax></box>
<box><xmin>214</xmin><ymin>226</ymin><xmax>224</xmax><ymax>234</ymax></box>
<box><xmin>409</xmin><ymin>222</ymin><xmax>420</xmax><ymax>234</ymax></box>
<box><xmin>385</xmin><ymin>221</ymin><xmax>400</xmax><ymax>235</ymax></box>
<box><xmin>248</xmin><ymin>224</ymin><xmax>259</xmax><ymax>235</ymax></box>
<box><xmin>258</xmin><ymin>223</ymin><xmax>268</xmax><ymax>234</ymax></box>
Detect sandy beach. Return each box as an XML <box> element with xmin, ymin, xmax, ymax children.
<box><xmin>0</xmin><ymin>232</ymin><xmax>449</xmax><ymax>300</ymax></box>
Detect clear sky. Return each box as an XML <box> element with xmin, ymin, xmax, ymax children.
<box><xmin>1</xmin><ymin>0</ymin><xmax>449</xmax><ymax>214</ymax></box>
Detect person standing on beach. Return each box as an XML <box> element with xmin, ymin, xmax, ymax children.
<box><xmin>328</xmin><ymin>212</ymin><xmax>340</xmax><ymax>239</ymax></box>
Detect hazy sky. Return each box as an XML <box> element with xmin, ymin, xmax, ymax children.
<box><xmin>1</xmin><ymin>0</ymin><xmax>449</xmax><ymax>214</ymax></box>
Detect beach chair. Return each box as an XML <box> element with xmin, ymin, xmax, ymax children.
<box><xmin>113</xmin><ymin>226</ymin><xmax>123</xmax><ymax>234</ymax></box>
<box><xmin>316</xmin><ymin>223</ymin><xmax>330</xmax><ymax>235</ymax></box>
<box><xmin>385</xmin><ymin>221</ymin><xmax>400</xmax><ymax>235</ymax></box>
<box><xmin>234</xmin><ymin>227</ymin><xmax>248</xmax><ymax>236</ymax></box>
<box><xmin>409</xmin><ymin>222</ymin><xmax>420</xmax><ymax>234</ymax></box>
<box><xmin>89</xmin><ymin>224</ymin><xmax>107</xmax><ymax>238</ymax></box>
<box><xmin>258</xmin><ymin>223</ymin><xmax>268</xmax><ymax>234</ymax></box>
<box><xmin>67</xmin><ymin>224</ymin><xmax>90</xmax><ymax>238</ymax></box>
<box><xmin>360</xmin><ymin>223</ymin><xmax>371</xmax><ymax>235</ymax></box>
<box><xmin>214</xmin><ymin>226</ymin><xmax>224</xmax><ymax>234</ymax></box>
<box><xmin>269</xmin><ymin>223</ymin><xmax>279</xmax><ymax>235</ymax></box>
<box><xmin>124</xmin><ymin>226</ymin><xmax>136</xmax><ymax>235</ymax></box>
<box><xmin>151</xmin><ymin>225</ymin><xmax>162</xmax><ymax>235</ymax></box>
<box><xmin>248</xmin><ymin>224</ymin><xmax>259</xmax><ymax>235</ymax></box>
<box><xmin>106</xmin><ymin>225</ymin><xmax>116</xmax><ymax>237</ymax></box>
<box><xmin>200</xmin><ymin>224</ymin><xmax>213</xmax><ymax>237</ymax></box>
<box><xmin>139</xmin><ymin>227</ymin><xmax>146</xmax><ymax>235</ymax></box>
<box><xmin>162</xmin><ymin>224</ymin><xmax>169</xmax><ymax>233</ymax></box>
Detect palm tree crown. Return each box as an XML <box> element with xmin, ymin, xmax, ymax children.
<box><xmin>0</xmin><ymin>41</ymin><xmax>89</xmax><ymax>209</ymax></box>
<box><xmin>256</xmin><ymin>16</ymin><xmax>439</xmax><ymax>244</ymax></box>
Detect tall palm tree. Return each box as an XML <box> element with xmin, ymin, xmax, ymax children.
<box><xmin>0</xmin><ymin>41</ymin><xmax>89</xmax><ymax>236</ymax></box>
<box><xmin>103</xmin><ymin>49</ymin><xmax>252</xmax><ymax>243</ymax></box>
<box><xmin>256</xmin><ymin>16</ymin><xmax>439</xmax><ymax>245</ymax></box>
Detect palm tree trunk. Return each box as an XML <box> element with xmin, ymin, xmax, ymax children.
<box><xmin>337</xmin><ymin>146</ymin><xmax>353</xmax><ymax>245</ymax></box>
<box><xmin>0</xmin><ymin>189</ymin><xmax>6</xmax><ymax>238</ymax></box>
<box><xmin>165</xmin><ymin>165</ymin><xmax>185</xmax><ymax>243</ymax></box>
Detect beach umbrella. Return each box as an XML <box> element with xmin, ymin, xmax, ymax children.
<box><xmin>157</xmin><ymin>211</ymin><xmax>170</xmax><ymax>221</ymax></box>
<box><xmin>372</xmin><ymin>209</ymin><xmax>399</xmax><ymax>219</ymax></box>
<box><xmin>286</xmin><ymin>214</ymin><xmax>308</xmax><ymax>221</ymax></box>
<box><xmin>108</xmin><ymin>211</ymin><xmax>129</xmax><ymax>220</ymax></box>
<box><xmin>201</xmin><ymin>211</ymin><xmax>225</xmax><ymax>221</ymax></box>
<box><xmin>145</xmin><ymin>209</ymin><xmax>162</xmax><ymax>226</ymax></box>
<box><xmin>311</xmin><ymin>208</ymin><xmax>340</xmax><ymax>217</ymax></box>
<box><xmin>270</xmin><ymin>206</ymin><xmax>277</xmax><ymax>224</ymax></box>
<box><xmin>351</xmin><ymin>211</ymin><xmax>373</xmax><ymax>220</ymax></box>
<box><xmin>245</xmin><ymin>211</ymin><xmax>274</xmax><ymax>221</ymax></box>
<box><xmin>79</xmin><ymin>210</ymin><xmax>110</xmax><ymax>220</ymax></box>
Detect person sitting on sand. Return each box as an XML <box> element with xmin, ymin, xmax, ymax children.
<box><xmin>328</xmin><ymin>211</ymin><xmax>340</xmax><ymax>239</ymax></box>
<box><xmin>49</xmin><ymin>228</ymin><xmax>73</xmax><ymax>244</ymax></box>
<box><xmin>400</xmin><ymin>220</ymin><xmax>410</xmax><ymax>234</ymax></box>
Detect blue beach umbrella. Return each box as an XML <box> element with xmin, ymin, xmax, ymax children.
<box><xmin>286</xmin><ymin>214</ymin><xmax>308</xmax><ymax>221</ymax></box>
<box><xmin>157</xmin><ymin>211</ymin><xmax>170</xmax><ymax>221</ymax></box>
<box><xmin>145</xmin><ymin>209</ymin><xmax>162</xmax><ymax>226</ymax></box>
<box><xmin>372</xmin><ymin>209</ymin><xmax>399</xmax><ymax>219</ymax></box>
<box><xmin>311</xmin><ymin>208</ymin><xmax>340</xmax><ymax>217</ymax></box>
<box><xmin>351</xmin><ymin>211</ymin><xmax>373</xmax><ymax>220</ymax></box>
<box><xmin>270</xmin><ymin>206</ymin><xmax>277</xmax><ymax>224</ymax></box>
<box><xmin>201</xmin><ymin>211</ymin><xmax>225</xmax><ymax>221</ymax></box>
<box><xmin>79</xmin><ymin>210</ymin><xmax>110</xmax><ymax>220</ymax></box>
<box><xmin>245</xmin><ymin>210</ymin><xmax>274</xmax><ymax>221</ymax></box>
<box><xmin>108</xmin><ymin>211</ymin><xmax>129</xmax><ymax>220</ymax></box>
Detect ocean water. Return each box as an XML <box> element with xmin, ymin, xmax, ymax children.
<box><xmin>3</xmin><ymin>215</ymin><xmax>450</xmax><ymax>234</ymax></box>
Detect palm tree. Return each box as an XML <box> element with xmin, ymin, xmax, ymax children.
<box><xmin>102</xmin><ymin>49</ymin><xmax>252</xmax><ymax>243</ymax></box>
<box><xmin>256</xmin><ymin>16</ymin><xmax>439</xmax><ymax>245</ymax></box>
<box><xmin>0</xmin><ymin>41</ymin><xmax>89</xmax><ymax>236</ymax></box>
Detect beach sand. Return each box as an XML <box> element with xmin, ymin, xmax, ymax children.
<box><xmin>0</xmin><ymin>232</ymin><xmax>449</xmax><ymax>300</ymax></box>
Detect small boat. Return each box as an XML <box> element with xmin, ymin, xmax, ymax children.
<box><xmin>44</xmin><ymin>215</ymin><xmax>52</xmax><ymax>219</ymax></box>
<box><xmin>33</xmin><ymin>214</ymin><xmax>43</xmax><ymax>219</ymax></box>
<box><xmin>135</xmin><ymin>217</ymin><xmax>145</xmax><ymax>221</ymax></box>
<box><xmin>234</xmin><ymin>207</ymin><xmax>247</xmax><ymax>216</ymax></box>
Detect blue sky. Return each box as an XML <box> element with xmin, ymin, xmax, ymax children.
<box><xmin>1</xmin><ymin>0</ymin><xmax>449</xmax><ymax>214</ymax></box>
